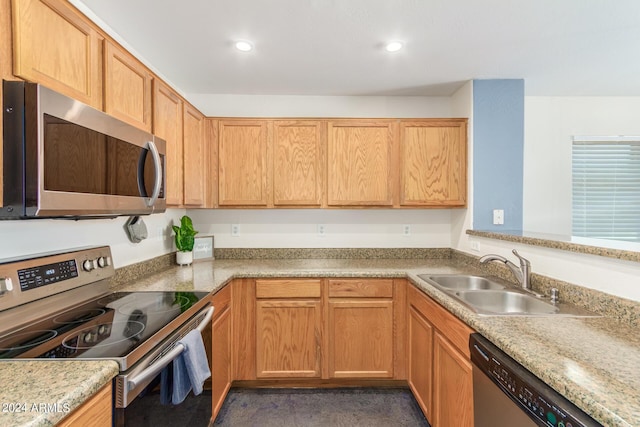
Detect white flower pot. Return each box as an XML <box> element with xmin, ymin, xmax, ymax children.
<box><xmin>176</xmin><ymin>251</ymin><xmax>193</xmax><ymax>266</ymax></box>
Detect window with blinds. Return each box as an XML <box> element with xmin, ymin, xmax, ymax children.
<box><xmin>572</xmin><ymin>137</ymin><xmax>640</xmax><ymax>242</ymax></box>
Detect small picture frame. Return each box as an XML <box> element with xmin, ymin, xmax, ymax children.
<box><xmin>193</xmin><ymin>235</ymin><xmax>214</xmax><ymax>261</ymax></box>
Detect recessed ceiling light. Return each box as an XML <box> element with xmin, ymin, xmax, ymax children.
<box><xmin>235</xmin><ymin>41</ymin><xmax>253</xmax><ymax>52</ymax></box>
<box><xmin>385</xmin><ymin>41</ymin><xmax>404</xmax><ymax>52</ymax></box>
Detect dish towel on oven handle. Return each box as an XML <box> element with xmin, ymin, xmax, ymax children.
<box><xmin>171</xmin><ymin>329</ymin><xmax>212</xmax><ymax>405</ymax></box>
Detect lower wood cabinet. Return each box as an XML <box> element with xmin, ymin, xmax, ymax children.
<box><xmin>327</xmin><ymin>279</ymin><xmax>395</xmax><ymax>378</ymax></box>
<box><xmin>211</xmin><ymin>284</ymin><xmax>232</xmax><ymax>421</ymax></box>
<box><xmin>408</xmin><ymin>305</ymin><xmax>434</xmax><ymax>420</ymax></box>
<box><xmin>407</xmin><ymin>283</ymin><xmax>474</xmax><ymax>427</ymax></box>
<box><xmin>57</xmin><ymin>383</ymin><xmax>112</xmax><ymax>427</ymax></box>
<box><xmin>255</xmin><ymin>279</ymin><xmax>322</xmax><ymax>378</ymax></box>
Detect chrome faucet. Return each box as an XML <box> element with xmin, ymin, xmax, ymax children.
<box><xmin>479</xmin><ymin>249</ymin><xmax>531</xmax><ymax>291</ymax></box>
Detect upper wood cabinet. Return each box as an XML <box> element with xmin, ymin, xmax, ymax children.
<box><xmin>400</xmin><ymin>119</ymin><xmax>467</xmax><ymax>206</ymax></box>
<box><xmin>327</xmin><ymin>120</ymin><xmax>397</xmax><ymax>206</ymax></box>
<box><xmin>104</xmin><ymin>40</ymin><xmax>152</xmax><ymax>132</ymax></box>
<box><xmin>218</xmin><ymin>120</ymin><xmax>269</xmax><ymax>206</ymax></box>
<box><xmin>153</xmin><ymin>80</ymin><xmax>183</xmax><ymax>206</ymax></box>
<box><xmin>272</xmin><ymin>120</ymin><xmax>325</xmax><ymax>206</ymax></box>
<box><xmin>12</xmin><ymin>0</ymin><xmax>103</xmax><ymax>109</ymax></box>
<box><xmin>183</xmin><ymin>103</ymin><xmax>205</xmax><ymax>206</ymax></box>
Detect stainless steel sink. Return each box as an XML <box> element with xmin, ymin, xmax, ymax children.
<box><xmin>418</xmin><ymin>274</ymin><xmax>506</xmax><ymax>291</ymax></box>
<box><xmin>417</xmin><ymin>274</ymin><xmax>598</xmax><ymax>317</ymax></box>
<box><xmin>454</xmin><ymin>290</ymin><xmax>558</xmax><ymax>315</ymax></box>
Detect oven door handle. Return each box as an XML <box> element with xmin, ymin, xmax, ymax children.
<box><xmin>127</xmin><ymin>306</ymin><xmax>214</xmax><ymax>391</ymax></box>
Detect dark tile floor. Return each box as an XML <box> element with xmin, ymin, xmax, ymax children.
<box><xmin>214</xmin><ymin>388</ymin><xmax>430</xmax><ymax>427</ymax></box>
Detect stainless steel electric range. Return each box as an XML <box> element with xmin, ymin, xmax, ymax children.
<box><xmin>0</xmin><ymin>246</ymin><xmax>213</xmax><ymax>425</ymax></box>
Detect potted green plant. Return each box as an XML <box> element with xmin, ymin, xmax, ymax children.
<box><xmin>172</xmin><ymin>215</ymin><xmax>198</xmax><ymax>265</ymax></box>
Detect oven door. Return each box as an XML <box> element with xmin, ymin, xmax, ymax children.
<box><xmin>113</xmin><ymin>306</ymin><xmax>213</xmax><ymax>427</ymax></box>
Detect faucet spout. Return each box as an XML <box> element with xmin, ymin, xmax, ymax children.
<box><xmin>479</xmin><ymin>250</ymin><xmax>531</xmax><ymax>290</ymax></box>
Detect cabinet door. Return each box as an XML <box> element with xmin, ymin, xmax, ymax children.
<box><xmin>153</xmin><ymin>81</ymin><xmax>183</xmax><ymax>206</ymax></box>
<box><xmin>256</xmin><ymin>300</ymin><xmax>322</xmax><ymax>378</ymax></box>
<box><xmin>57</xmin><ymin>383</ymin><xmax>112</xmax><ymax>427</ymax></box>
<box><xmin>273</xmin><ymin>120</ymin><xmax>324</xmax><ymax>206</ymax></box>
<box><xmin>183</xmin><ymin>103</ymin><xmax>205</xmax><ymax>206</ymax></box>
<box><xmin>212</xmin><ymin>303</ymin><xmax>232</xmax><ymax>420</ymax></box>
<box><xmin>400</xmin><ymin>120</ymin><xmax>467</xmax><ymax>206</ymax></box>
<box><xmin>327</xmin><ymin>120</ymin><xmax>397</xmax><ymax>206</ymax></box>
<box><xmin>218</xmin><ymin>120</ymin><xmax>269</xmax><ymax>206</ymax></box>
<box><xmin>328</xmin><ymin>299</ymin><xmax>394</xmax><ymax>378</ymax></box>
<box><xmin>408</xmin><ymin>306</ymin><xmax>434</xmax><ymax>422</ymax></box>
<box><xmin>433</xmin><ymin>332</ymin><xmax>474</xmax><ymax>427</ymax></box>
<box><xmin>104</xmin><ymin>40</ymin><xmax>152</xmax><ymax>131</ymax></box>
<box><xmin>12</xmin><ymin>0</ymin><xmax>103</xmax><ymax>108</ymax></box>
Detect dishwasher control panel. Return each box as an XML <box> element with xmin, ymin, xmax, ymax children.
<box><xmin>470</xmin><ymin>334</ymin><xmax>603</xmax><ymax>427</ymax></box>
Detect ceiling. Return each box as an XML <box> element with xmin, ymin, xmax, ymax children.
<box><xmin>74</xmin><ymin>0</ymin><xmax>640</xmax><ymax>96</ymax></box>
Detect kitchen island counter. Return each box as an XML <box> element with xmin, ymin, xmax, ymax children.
<box><xmin>110</xmin><ymin>257</ymin><xmax>640</xmax><ymax>427</ymax></box>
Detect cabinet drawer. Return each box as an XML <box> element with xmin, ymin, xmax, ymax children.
<box><xmin>256</xmin><ymin>279</ymin><xmax>321</xmax><ymax>299</ymax></box>
<box><xmin>328</xmin><ymin>279</ymin><xmax>393</xmax><ymax>298</ymax></box>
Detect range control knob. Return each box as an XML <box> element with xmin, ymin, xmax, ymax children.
<box><xmin>0</xmin><ymin>277</ymin><xmax>13</xmax><ymax>294</ymax></box>
<box><xmin>82</xmin><ymin>259</ymin><xmax>96</xmax><ymax>272</ymax></box>
<box><xmin>97</xmin><ymin>256</ymin><xmax>111</xmax><ymax>268</ymax></box>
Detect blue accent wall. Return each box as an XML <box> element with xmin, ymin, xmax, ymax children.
<box><xmin>473</xmin><ymin>80</ymin><xmax>524</xmax><ymax>231</ymax></box>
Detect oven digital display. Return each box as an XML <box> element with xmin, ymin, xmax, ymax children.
<box><xmin>17</xmin><ymin>260</ymin><xmax>78</xmax><ymax>291</ymax></box>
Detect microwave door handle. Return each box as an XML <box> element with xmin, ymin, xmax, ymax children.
<box><xmin>143</xmin><ymin>140</ymin><xmax>162</xmax><ymax>207</ymax></box>
<box><xmin>126</xmin><ymin>306</ymin><xmax>214</xmax><ymax>391</ymax></box>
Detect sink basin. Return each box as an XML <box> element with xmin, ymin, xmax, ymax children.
<box><xmin>454</xmin><ymin>290</ymin><xmax>558</xmax><ymax>315</ymax></box>
<box><xmin>416</xmin><ymin>274</ymin><xmax>599</xmax><ymax>317</ymax></box>
<box><xmin>418</xmin><ymin>274</ymin><xmax>506</xmax><ymax>291</ymax></box>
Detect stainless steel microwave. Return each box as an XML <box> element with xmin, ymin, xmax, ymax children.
<box><xmin>1</xmin><ymin>81</ymin><xmax>166</xmax><ymax>219</ymax></box>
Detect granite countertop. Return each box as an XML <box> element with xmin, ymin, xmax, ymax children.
<box><xmin>113</xmin><ymin>258</ymin><xmax>640</xmax><ymax>427</ymax></box>
<box><xmin>4</xmin><ymin>258</ymin><xmax>637</xmax><ymax>426</ymax></box>
<box><xmin>0</xmin><ymin>360</ymin><xmax>119</xmax><ymax>427</ymax></box>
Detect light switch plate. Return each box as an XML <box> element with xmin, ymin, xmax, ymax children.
<box><xmin>493</xmin><ymin>209</ymin><xmax>504</xmax><ymax>225</ymax></box>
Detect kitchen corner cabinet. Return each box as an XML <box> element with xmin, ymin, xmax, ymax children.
<box><xmin>327</xmin><ymin>279</ymin><xmax>395</xmax><ymax>378</ymax></box>
<box><xmin>104</xmin><ymin>40</ymin><xmax>152</xmax><ymax>132</ymax></box>
<box><xmin>12</xmin><ymin>0</ymin><xmax>104</xmax><ymax>109</ymax></box>
<box><xmin>153</xmin><ymin>80</ymin><xmax>184</xmax><ymax>206</ymax></box>
<box><xmin>183</xmin><ymin>103</ymin><xmax>205</xmax><ymax>206</ymax></box>
<box><xmin>255</xmin><ymin>279</ymin><xmax>322</xmax><ymax>378</ymax></box>
<box><xmin>57</xmin><ymin>383</ymin><xmax>112</xmax><ymax>427</ymax></box>
<box><xmin>400</xmin><ymin>120</ymin><xmax>467</xmax><ymax>206</ymax></box>
<box><xmin>327</xmin><ymin>120</ymin><xmax>398</xmax><ymax>206</ymax></box>
<box><xmin>218</xmin><ymin>120</ymin><xmax>270</xmax><ymax>206</ymax></box>
<box><xmin>210</xmin><ymin>284</ymin><xmax>232</xmax><ymax>421</ymax></box>
<box><xmin>407</xmin><ymin>283</ymin><xmax>473</xmax><ymax>427</ymax></box>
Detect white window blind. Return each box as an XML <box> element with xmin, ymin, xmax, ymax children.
<box><xmin>572</xmin><ymin>137</ymin><xmax>640</xmax><ymax>242</ymax></box>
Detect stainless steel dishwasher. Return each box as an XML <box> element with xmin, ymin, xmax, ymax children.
<box><xmin>470</xmin><ymin>334</ymin><xmax>602</xmax><ymax>427</ymax></box>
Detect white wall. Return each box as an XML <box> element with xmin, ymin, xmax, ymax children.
<box><xmin>524</xmin><ymin>96</ymin><xmax>640</xmax><ymax>234</ymax></box>
<box><xmin>189</xmin><ymin>209</ymin><xmax>453</xmax><ymax>248</ymax></box>
<box><xmin>0</xmin><ymin>210</ymin><xmax>184</xmax><ymax>268</ymax></box>
<box><xmin>186</xmin><ymin>94</ymin><xmax>452</xmax><ymax>118</ymax></box>
<box><xmin>450</xmin><ymin>82</ymin><xmax>474</xmax><ymax>252</ymax></box>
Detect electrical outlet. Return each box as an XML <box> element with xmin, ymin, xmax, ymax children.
<box><xmin>231</xmin><ymin>224</ymin><xmax>240</xmax><ymax>237</ymax></box>
<box><xmin>403</xmin><ymin>224</ymin><xmax>411</xmax><ymax>236</ymax></box>
<box><xmin>470</xmin><ymin>241</ymin><xmax>480</xmax><ymax>252</ymax></box>
<box><xmin>493</xmin><ymin>209</ymin><xmax>504</xmax><ymax>225</ymax></box>
<box><xmin>317</xmin><ymin>224</ymin><xmax>326</xmax><ymax>236</ymax></box>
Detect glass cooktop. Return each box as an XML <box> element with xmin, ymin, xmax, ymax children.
<box><xmin>0</xmin><ymin>291</ymin><xmax>209</xmax><ymax>361</ymax></box>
